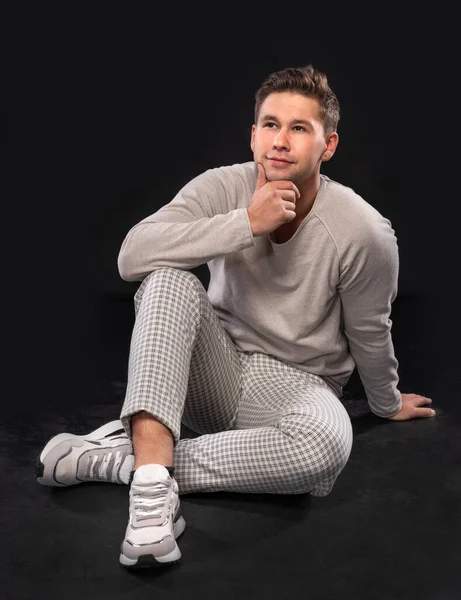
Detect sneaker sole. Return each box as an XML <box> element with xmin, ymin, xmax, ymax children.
<box><xmin>119</xmin><ymin>515</ymin><xmax>186</xmax><ymax>568</ymax></box>
<box><xmin>36</xmin><ymin>420</ymin><xmax>126</xmax><ymax>486</ymax></box>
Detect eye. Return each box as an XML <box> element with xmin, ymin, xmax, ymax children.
<box><xmin>293</xmin><ymin>125</ymin><xmax>306</xmax><ymax>131</ymax></box>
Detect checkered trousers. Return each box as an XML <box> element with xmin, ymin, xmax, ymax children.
<box><xmin>120</xmin><ymin>267</ymin><xmax>353</xmax><ymax>497</ymax></box>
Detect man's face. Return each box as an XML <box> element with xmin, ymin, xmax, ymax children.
<box><xmin>250</xmin><ymin>92</ymin><xmax>332</xmax><ymax>185</ymax></box>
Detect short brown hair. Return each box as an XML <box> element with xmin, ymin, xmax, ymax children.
<box><xmin>254</xmin><ymin>64</ymin><xmax>340</xmax><ymax>136</ymax></box>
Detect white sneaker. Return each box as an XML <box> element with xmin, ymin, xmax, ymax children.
<box><xmin>36</xmin><ymin>420</ymin><xmax>134</xmax><ymax>486</ymax></box>
<box><xmin>119</xmin><ymin>464</ymin><xmax>186</xmax><ymax>568</ymax></box>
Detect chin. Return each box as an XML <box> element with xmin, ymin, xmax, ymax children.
<box><xmin>273</xmin><ymin>170</ymin><xmax>298</xmax><ymax>184</ymax></box>
<box><xmin>265</xmin><ymin>165</ymin><xmax>297</xmax><ymax>182</ymax></box>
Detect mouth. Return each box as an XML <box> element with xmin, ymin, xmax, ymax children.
<box><xmin>267</xmin><ymin>157</ymin><xmax>293</xmax><ymax>166</ymax></box>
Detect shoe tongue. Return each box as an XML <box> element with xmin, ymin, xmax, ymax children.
<box><xmin>133</xmin><ymin>464</ymin><xmax>170</xmax><ymax>484</ymax></box>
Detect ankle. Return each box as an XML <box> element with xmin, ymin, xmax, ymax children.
<box><xmin>131</xmin><ymin>411</ymin><xmax>174</xmax><ymax>469</ymax></box>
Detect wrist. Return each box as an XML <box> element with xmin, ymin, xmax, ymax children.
<box><xmin>247</xmin><ymin>208</ymin><xmax>259</xmax><ymax>237</ymax></box>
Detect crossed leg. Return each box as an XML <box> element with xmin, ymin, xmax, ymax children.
<box><xmin>120</xmin><ymin>267</ymin><xmax>353</xmax><ymax>497</ymax></box>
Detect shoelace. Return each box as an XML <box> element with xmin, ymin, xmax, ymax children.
<box><xmin>131</xmin><ymin>481</ymin><xmax>170</xmax><ymax>521</ymax></box>
<box><xmin>86</xmin><ymin>448</ymin><xmax>126</xmax><ymax>483</ymax></box>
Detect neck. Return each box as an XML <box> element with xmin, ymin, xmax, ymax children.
<box><xmin>296</xmin><ymin>171</ymin><xmax>321</xmax><ymax>220</ymax></box>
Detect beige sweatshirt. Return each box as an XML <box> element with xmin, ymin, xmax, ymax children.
<box><xmin>118</xmin><ymin>161</ymin><xmax>402</xmax><ymax>418</ymax></box>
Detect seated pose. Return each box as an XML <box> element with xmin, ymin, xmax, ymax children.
<box><xmin>36</xmin><ymin>64</ymin><xmax>435</xmax><ymax>569</ymax></box>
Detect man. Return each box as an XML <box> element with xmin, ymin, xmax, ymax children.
<box><xmin>36</xmin><ymin>64</ymin><xmax>435</xmax><ymax>569</ymax></box>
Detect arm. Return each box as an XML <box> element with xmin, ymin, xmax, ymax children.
<box><xmin>338</xmin><ymin>224</ymin><xmax>403</xmax><ymax>418</ymax></box>
<box><xmin>117</xmin><ymin>169</ymin><xmax>255</xmax><ymax>281</ymax></box>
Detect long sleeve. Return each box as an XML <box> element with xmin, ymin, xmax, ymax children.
<box><xmin>338</xmin><ymin>224</ymin><xmax>402</xmax><ymax>418</ymax></box>
<box><xmin>117</xmin><ymin>168</ymin><xmax>255</xmax><ymax>281</ymax></box>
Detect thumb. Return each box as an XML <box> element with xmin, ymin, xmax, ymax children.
<box><xmin>255</xmin><ymin>163</ymin><xmax>267</xmax><ymax>190</ymax></box>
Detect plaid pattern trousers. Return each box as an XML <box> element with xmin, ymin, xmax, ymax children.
<box><xmin>120</xmin><ymin>267</ymin><xmax>353</xmax><ymax>497</ymax></box>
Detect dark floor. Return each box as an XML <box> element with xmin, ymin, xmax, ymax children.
<box><xmin>2</xmin><ymin>294</ymin><xmax>460</xmax><ymax>600</ymax></box>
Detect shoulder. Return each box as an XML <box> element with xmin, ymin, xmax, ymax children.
<box><xmin>319</xmin><ymin>175</ymin><xmax>397</xmax><ymax>245</ymax></box>
<box><xmin>184</xmin><ymin>161</ymin><xmax>256</xmax><ymax>195</ymax></box>
<box><xmin>204</xmin><ymin>161</ymin><xmax>256</xmax><ymax>190</ymax></box>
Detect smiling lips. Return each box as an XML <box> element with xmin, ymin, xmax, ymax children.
<box><xmin>268</xmin><ymin>157</ymin><xmax>293</xmax><ymax>167</ymax></box>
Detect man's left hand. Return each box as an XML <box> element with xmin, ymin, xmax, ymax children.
<box><xmin>387</xmin><ymin>393</ymin><xmax>436</xmax><ymax>421</ymax></box>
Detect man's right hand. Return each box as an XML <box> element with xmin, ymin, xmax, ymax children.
<box><xmin>247</xmin><ymin>163</ymin><xmax>300</xmax><ymax>237</ymax></box>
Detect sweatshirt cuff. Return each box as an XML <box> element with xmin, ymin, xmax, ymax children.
<box><xmin>239</xmin><ymin>207</ymin><xmax>256</xmax><ymax>246</ymax></box>
<box><xmin>369</xmin><ymin>391</ymin><xmax>402</xmax><ymax>419</ymax></box>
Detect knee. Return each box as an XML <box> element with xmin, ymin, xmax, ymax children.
<box><xmin>142</xmin><ymin>267</ymin><xmax>203</xmax><ymax>289</ymax></box>
<box><xmin>135</xmin><ymin>267</ymin><xmax>207</xmax><ymax>308</ymax></box>
<box><xmin>280</xmin><ymin>415</ymin><xmax>353</xmax><ymax>494</ymax></box>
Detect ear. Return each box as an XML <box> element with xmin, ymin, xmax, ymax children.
<box><xmin>322</xmin><ymin>131</ymin><xmax>339</xmax><ymax>162</ymax></box>
<box><xmin>250</xmin><ymin>124</ymin><xmax>256</xmax><ymax>153</ymax></box>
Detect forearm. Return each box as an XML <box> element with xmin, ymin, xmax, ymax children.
<box><xmin>348</xmin><ymin>332</ymin><xmax>402</xmax><ymax>417</ymax></box>
<box><xmin>118</xmin><ymin>208</ymin><xmax>254</xmax><ymax>281</ymax></box>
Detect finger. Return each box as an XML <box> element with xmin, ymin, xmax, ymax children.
<box><xmin>255</xmin><ymin>163</ymin><xmax>267</xmax><ymax>190</ymax></box>
<box><xmin>419</xmin><ymin>407</ymin><xmax>436</xmax><ymax>418</ymax></box>
<box><xmin>275</xmin><ymin>181</ymin><xmax>301</xmax><ymax>199</ymax></box>
<box><xmin>283</xmin><ymin>209</ymin><xmax>297</xmax><ymax>222</ymax></box>
<box><xmin>282</xmin><ymin>201</ymin><xmax>297</xmax><ymax>212</ymax></box>
<box><xmin>408</xmin><ymin>393</ymin><xmax>432</xmax><ymax>404</ymax></box>
<box><xmin>278</xmin><ymin>189</ymin><xmax>298</xmax><ymax>203</ymax></box>
<box><xmin>418</xmin><ymin>396</ymin><xmax>432</xmax><ymax>406</ymax></box>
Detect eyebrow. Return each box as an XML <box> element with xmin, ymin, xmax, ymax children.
<box><xmin>260</xmin><ymin>114</ymin><xmax>314</xmax><ymax>130</ymax></box>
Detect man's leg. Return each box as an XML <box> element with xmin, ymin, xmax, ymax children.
<box><xmin>117</xmin><ymin>267</ymin><xmax>247</xmax><ymax>567</ymax></box>
<box><xmin>36</xmin><ymin>265</ymin><xmax>243</xmax><ymax>489</ymax></box>
<box><xmin>121</xmin><ymin>267</ymin><xmax>352</xmax><ymax>498</ymax></box>
<box><xmin>36</xmin><ymin>266</ymin><xmax>353</xmax><ymax>565</ymax></box>
<box><xmin>36</xmin><ymin>266</ymin><xmax>246</xmax><ymax>568</ymax></box>
<box><xmin>172</xmin><ymin>352</ymin><xmax>353</xmax><ymax>497</ymax></box>
<box><xmin>119</xmin><ymin>265</ymin><xmax>246</xmax><ymax>456</ymax></box>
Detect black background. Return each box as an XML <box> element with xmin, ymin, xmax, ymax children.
<box><xmin>3</xmin><ymin>8</ymin><xmax>461</xmax><ymax>600</ymax></box>
<box><xmin>7</xmin><ymin>7</ymin><xmax>458</xmax><ymax>417</ymax></box>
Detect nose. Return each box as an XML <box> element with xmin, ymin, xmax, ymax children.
<box><xmin>273</xmin><ymin>128</ymin><xmax>290</xmax><ymax>151</ymax></box>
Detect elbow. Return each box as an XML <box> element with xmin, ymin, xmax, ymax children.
<box><xmin>117</xmin><ymin>253</ymin><xmax>136</xmax><ymax>282</ymax></box>
<box><xmin>117</xmin><ymin>245</ymin><xmax>142</xmax><ymax>282</ymax></box>
<box><xmin>117</xmin><ymin>230</ymin><xmax>148</xmax><ymax>282</ymax></box>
